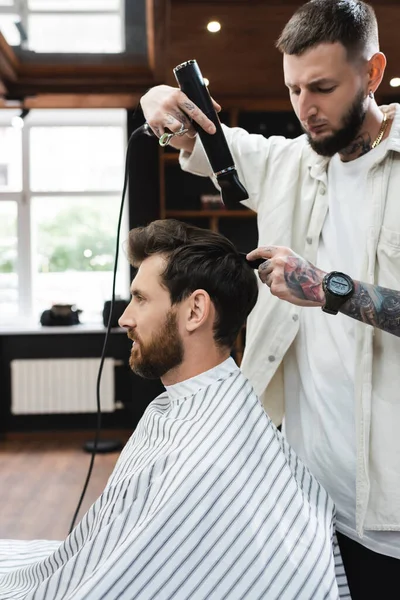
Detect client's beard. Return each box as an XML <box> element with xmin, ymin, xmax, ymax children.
<box><xmin>128</xmin><ymin>310</ymin><xmax>184</xmax><ymax>379</ymax></box>
<box><xmin>305</xmin><ymin>88</ymin><xmax>367</xmax><ymax>157</ymax></box>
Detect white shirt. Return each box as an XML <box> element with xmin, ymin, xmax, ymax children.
<box><xmin>180</xmin><ymin>106</ymin><xmax>400</xmax><ymax>541</ymax></box>
<box><xmin>283</xmin><ymin>139</ymin><xmax>400</xmax><ymax>558</ymax></box>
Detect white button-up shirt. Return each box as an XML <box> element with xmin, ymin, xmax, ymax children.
<box><xmin>180</xmin><ymin>104</ymin><xmax>400</xmax><ymax>536</ymax></box>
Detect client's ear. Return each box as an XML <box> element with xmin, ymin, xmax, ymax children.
<box><xmin>186</xmin><ymin>289</ymin><xmax>211</xmax><ymax>332</ymax></box>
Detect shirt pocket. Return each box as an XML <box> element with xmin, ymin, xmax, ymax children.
<box><xmin>376</xmin><ymin>226</ymin><xmax>400</xmax><ymax>288</ymax></box>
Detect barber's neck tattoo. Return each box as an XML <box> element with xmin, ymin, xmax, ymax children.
<box><xmin>284</xmin><ymin>257</ymin><xmax>325</xmax><ymax>304</ymax></box>
<box><xmin>341</xmin><ymin>132</ymin><xmax>372</xmax><ymax>160</ymax></box>
<box><xmin>341</xmin><ymin>281</ymin><xmax>400</xmax><ymax>336</ymax></box>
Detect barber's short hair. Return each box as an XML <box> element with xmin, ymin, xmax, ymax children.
<box><xmin>128</xmin><ymin>219</ymin><xmax>258</xmax><ymax>349</ymax></box>
<box><xmin>276</xmin><ymin>0</ymin><xmax>379</xmax><ymax>61</ymax></box>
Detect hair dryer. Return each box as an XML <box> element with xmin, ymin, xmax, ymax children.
<box><xmin>173</xmin><ymin>60</ymin><xmax>248</xmax><ymax>209</ymax></box>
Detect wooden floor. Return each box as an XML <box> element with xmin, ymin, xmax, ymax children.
<box><xmin>0</xmin><ymin>429</ymin><xmax>131</xmax><ymax>540</ymax></box>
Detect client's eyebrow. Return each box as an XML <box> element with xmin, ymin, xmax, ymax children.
<box><xmin>130</xmin><ymin>288</ymin><xmax>145</xmax><ymax>299</ymax></box>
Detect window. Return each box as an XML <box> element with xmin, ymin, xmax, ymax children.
<box><xmin>30</xmin><ymin>126</ymin><xmax>124</xmax><ymax>192</ymax></box>
<box><xmin>28</xmin><ymin>13</ymin><xmax>123</xmax><ymax>53</ymax></box>
<box><xmin>0</xmin><ymin>109</ymin><xmax>129</xmax><ymax>325</ymax></box>
<box><xmin>1</xmin><ymin>0</ymin><xmax>124</xmax><ymax>52</ymax></box>
<box><xmin>0</xmin><ymin>126</ymin><xmax>22</xmax><ymax>191</ymax></box>
<box><xmin>0</xmin><ymin>201</ymin><xmax>18</xmax><ymax>318</ymax></box>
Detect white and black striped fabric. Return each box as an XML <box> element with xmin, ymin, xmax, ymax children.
<box><xmin>0</xmin><ymin>358</ymin><xmax>350</xmax><ymax>599</ymax></box>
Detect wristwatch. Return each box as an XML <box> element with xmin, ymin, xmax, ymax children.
<box><xmin>322</xmin><ymin>271</ymin><xmax>354</xmax><ymax>315</ymax></box>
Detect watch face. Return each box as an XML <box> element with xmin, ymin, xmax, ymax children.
<box><xmin>329</xmin><ymin>274</ymin><xmax>351</xmax><ymax>296</ymax></box>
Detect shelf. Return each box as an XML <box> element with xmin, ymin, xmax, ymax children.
<box><xmin>165</xmin><ymin>210</ymin><xmax>256</xmax><ymax>218</ymax></box>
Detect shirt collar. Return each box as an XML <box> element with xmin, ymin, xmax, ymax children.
<box><xmin>382</xmin><ymin>103</ymin><xmax>400</xmax><ymax>153</ymax></box>
<box><xmin>164</xmin><ymin>357</ymin><xmax>239</xmax><ymax>402</ymax></box>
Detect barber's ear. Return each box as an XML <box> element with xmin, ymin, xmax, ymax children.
<box><xmin>367</xmin><ymin>52</ymin><xmax>386</xmax><ymax>94</ymax></box>
<box><xmin>186</xmin><ymin>289</ymin><xmax>211</xmax><ymax>332</ymax></box>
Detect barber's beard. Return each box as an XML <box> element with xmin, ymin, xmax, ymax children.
<box><xmin>128</xmin><ymin>310</ymin><xmax>184</xmax><ymax>379</ymax></box>
<box><xmin>305</xmin><ymin>88</ymin><xmax>367</xmax><ymax>157</ymax></box>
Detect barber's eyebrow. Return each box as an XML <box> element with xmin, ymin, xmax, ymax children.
<box><xmin>286</xmin><ymin>78</ymin><xmax>337</xmax><ymax>89</ymax></box>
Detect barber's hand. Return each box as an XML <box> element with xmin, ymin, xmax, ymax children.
<box><xmin>140</xmin><ymin>85</ymin><xmax>221</xmax><ymax>149</ymax></box>
<box><xmin>246</xmin><ymin>246</ymin><xmax>327</xmax><ymax>307</ymax></box>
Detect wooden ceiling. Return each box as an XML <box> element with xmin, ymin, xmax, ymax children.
<box><xmin>1</xmin><ymin>0</ymin><xmax>400</xmax><ymax>110</ymax></box>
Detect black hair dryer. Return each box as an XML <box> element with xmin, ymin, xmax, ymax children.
<box><xmin>173</xmin><ymin>59</ymin><xmax>248</xmax><ymax>209</ymax></box>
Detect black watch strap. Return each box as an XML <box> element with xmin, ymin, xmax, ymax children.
<box><xmin>322</xmin><ymin>271</ymin><xmax>354</xmax><ymax>315</ymax></box>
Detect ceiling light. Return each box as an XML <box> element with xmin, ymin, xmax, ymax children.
<box><xmin>11</xmin><ymin>109</ymin><xmax>30</xmax><ymax>129</ymax></box>
<box><xmin>390</xmin><ymin>77</ymin><xmax>400</xmax><ymax>88</ymax></box>
<box><xmin>207</xmin><ymin>21</ymin><xmax>221</xmax><ymax>33</ymax></box>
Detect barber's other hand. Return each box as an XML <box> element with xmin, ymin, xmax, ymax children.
<box><xmin>140</xmin><ymin>85</ymin><xmax>221</xmax><ymax>149</ymax></box>
<box><xmin>246</xmin><ymin>246</ymin><xmax>327</xmax><ymax>307</ymax></box>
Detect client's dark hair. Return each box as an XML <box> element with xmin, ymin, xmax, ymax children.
<box><xmin>128</xmin><ymin>219</ymin><xmax>258</xmax><ymax>349</ymax></box>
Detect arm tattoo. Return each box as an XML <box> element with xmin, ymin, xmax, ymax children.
<box><xmin>284</xmin><ymin>257</ymin><xmax>325</xmax><ymax>303</ymax></box>
<box><xmin>341</xmin><ymin>281</ymin><xmax>400</xmax><ymax>336</ymax></box>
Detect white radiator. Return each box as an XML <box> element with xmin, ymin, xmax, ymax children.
<box><xmin>10</xmin><ymin>358</ymin><xmax>115</xmax><ymax>415</ymax></box>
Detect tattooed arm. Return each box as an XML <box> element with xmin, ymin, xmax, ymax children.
<box><xmin>340</xmin><ymin>281</ymin><xmax>400</xmax><ymax>335</ymax></box>
<box><xmin>246</xmin><ymin>245</ymin><xmax>400</xmax><ymax>337</ymax></box>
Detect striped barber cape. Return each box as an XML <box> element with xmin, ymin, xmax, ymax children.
<box><xmin>0</xmin><ymin>357</ymin><xmax>350</xmax><ymax>599</ymax></box>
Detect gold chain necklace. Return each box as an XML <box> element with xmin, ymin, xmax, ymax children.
<box><xmin>371</xmin><ymin>112</ymin><xmax>389</xmax><ymax>149</ymax></box>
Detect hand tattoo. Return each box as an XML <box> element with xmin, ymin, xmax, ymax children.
<box><xmin>183</xmin><ymin>101</ymin><xmax>195</xmax><ymax>112</ymax></box>
<box><xmin>284</xmin><ymin>256</ymin><xmax>325</xmax><ymax>304</ymax></box>
<box><xmin>341</xmin><ymin>281</ymin><xmax>400</xmax><ymax>336</ymax></box>
<box><xmin>173</xmin><ymin>111</ymin><xmax>189</xmax><ymax>126</ymax></box>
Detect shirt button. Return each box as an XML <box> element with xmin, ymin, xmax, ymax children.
<box><xmin>306</xmin><ymin>237</ymin><xmax>313</xmax><ymax>245</ymax></box>
<box><xmin>320</xmin><ymin>187</ymin><xmax>326</xmax><ymax>195</ymax></box>
<box><xmin>292</xmin><ymin>314</ymin><xmax>299</xmax><ymax>322</ymax></box>
<box><xmin>268</xmin><ymin>355</ymin><xmax>276</xmax><ymax>362</ymax></box>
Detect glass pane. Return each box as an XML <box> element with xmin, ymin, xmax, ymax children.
<box><xmin>30</xmin><ymin>126</ymin><xmax>125</xmax><ymax>192</ymax></box>
<box><xmin>0</xmin><ymin>14</ymin><xmax>21</xmax><ymax>46</ymax></box>
<box><xmin>0</xmin><ymin>1</ymin><xmax>15</xmax><ymax>6</ymax></box>
<box><xmin>28</xmin><ymin>0</ymin><xmax>119</xmax><ymax>9</ymax></box>
<box><xmin>27</xmin><ymin>14</ymin><xmax>122</xmax><ymax>53</ymax></box>
<box><xmin>0</xmin><ymin>201</ymin><xmax>18</xmax><ymax>320</ymax></box>
<box><xmin>0</xmin><ymin>127</ymin><xmax>22</xmax><ymax>191</ymax></box>
<box><xmin>31</xmin><ymin>196</ymin><xmax>129</xmax><ymax>323</ymax></box>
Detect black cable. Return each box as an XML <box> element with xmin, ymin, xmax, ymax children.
<box><xmin>68</xmin><ymin>123</ymin><xmax>150</xmax><ymax>534</ymax></box>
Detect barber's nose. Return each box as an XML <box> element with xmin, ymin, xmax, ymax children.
<box><xmin>118</xmin><ymin>302</ymin><xmax>135</xmax><ymax>329</ymax></box>
<box><xmin>298</xmin><ymin>92</ymin><xmax>317</xmax><ymax>123</ymax></box>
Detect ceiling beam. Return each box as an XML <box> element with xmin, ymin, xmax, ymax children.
<box><xmin>23</xmin><ymin>93</ymin><xmax>142</xmax><ymax>109</ymax></box>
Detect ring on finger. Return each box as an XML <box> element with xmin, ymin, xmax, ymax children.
<box><xmin>175</xmin><ymin>122</ymin><xmax>189</xmax><ymax>136</ymax></box>
<box><xmin>159</xmin><ymin>123</ymin><xmax>189</xmax><ymax>147</ymax></box>
<box><xmin>159</xmin><ymin>132</ymin><xmax>174</xmax><ymax>147</ymax></box>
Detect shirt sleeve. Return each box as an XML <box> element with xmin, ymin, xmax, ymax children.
<box><xmin>179</xmin><ymin>124</ymin><xmax>275</xmax><ymax>213</ymax></box>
